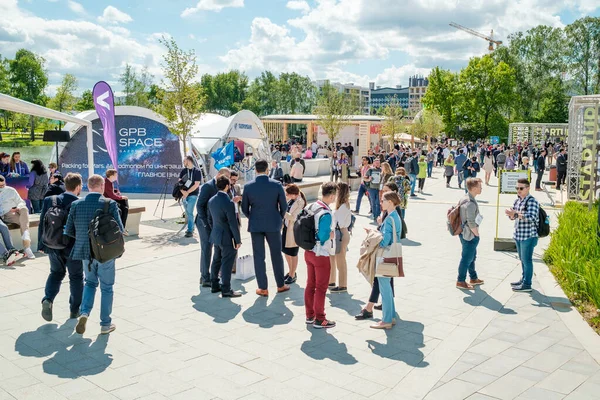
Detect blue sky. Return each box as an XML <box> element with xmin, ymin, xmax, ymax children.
<box><xmin>2</xmin><ymin>0</ymin><xmax>600</xmax><ymax>95</ymax></box>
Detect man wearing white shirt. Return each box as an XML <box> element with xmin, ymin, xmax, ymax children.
<box><xmin>0</xmin><ymin>176</ymin><xmax>34</xmax><ymax>259</ymax></box>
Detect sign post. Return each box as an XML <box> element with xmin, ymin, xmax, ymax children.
<box><xmin>494</xmin><ymin>169</ymin><xmax>531</xmax><ymax>252</ymax></box>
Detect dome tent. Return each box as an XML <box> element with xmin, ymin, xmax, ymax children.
<box><xmin>189</xmin><ymin>110</ymin><xmax>271</xmax><ymax>179</ymax></box>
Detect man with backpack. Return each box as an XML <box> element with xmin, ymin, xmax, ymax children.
<box><xmin>65</xmin><ymin>174</ymin><xmax>124</xmax><ymax>335</ymax></box>
<box><xmin>39</xmin><ymin>173</ymin><xmax>83</xmax><ymax>322</ymax></box>
<box><xmin>505</xmin><ymin>178</ymin><xmax>541</xmax><ymax>293</ymax></box>
<box><xmin>455</xmin><ymin>178</ymin><xmax>484</xmax><ymax>290</ymax></box>
<box><xmin>299</xmin><ymin>182</ymin><xmax>337</xmax><ymax>329</ymax></box>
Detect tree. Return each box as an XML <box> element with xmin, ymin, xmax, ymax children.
<box><xmin>421</xmin><ymin>67</ymin><xmax>459</xmax><ymax>134</ymax></box>
<box><xmin>379</xmin><ymin>96</ymin><xmax>404</xmax><ymax>144</ymax></box>
<box><xmin>48</xmin><ymin>73</ymin><xmax>78</xmax><ymax>127</ymax></box>
<box><xmin>148</xmin><ymin>84</ymin><xmax>164</xmax><ymax>107</ymax></box>
<box><xmin>0</xmin><ymin>54</ymin><xmax>10</xmax><ymax>135</ymax></box>
<box><xmin>119</xmin><ymin>64</ymin><xmax>153</xmax><ymax>107</ymax></box>
<box><xmin>9</xmin><ymin>49</ymin><xmax>48</xmax><ymax>140</ymax></box>
<box><xmin>535</xmin><ymin>77</ymin><xmax>569</xmax><ymax>123</ymax></box>
<box><xmin>74</xmin><ymin>89</ymin><xmax>94</xmax><ymax>112</ymax></box>
<box><xmin>119</xmin><ymin>64</ymin><xmax>136</xmax><ymax>105</ymax></box>
<box><xmin>565</xmin><ymin>17</ymin><xmax>600</xmax><ymax>95</ymax></box>
<box><xmin>156</xmin><ymin>37</ymin><xmax>204</xmax><ymax>154</ymax></box>
<box><xmin>277</xmin><ymin>72</ymin><xmax>317</xmax><ymax>114</ymax></box>
<box><xmin>420</xmin><ymin>109</ymin><xmax>444</xmax><ymax>147</ymax></box>
<box><xmin>314</xmin><ymin>82</ymin><xmax>353</xmax><ymax>145</ymax></box>
<box><xmin>201</xmin><ymin>70</ymin><xmax>248</xmax><ymax>116</ymax></box>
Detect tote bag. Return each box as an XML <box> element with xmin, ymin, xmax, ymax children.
<box><xmin>375</xmin><ymin>216</ymin><xmax>404</xmax><ymax>278</ymax></box>
<box><xmin>234</xmin><ymin>255</ymin><xmax>256</xmax><ymax>280</ymax></box>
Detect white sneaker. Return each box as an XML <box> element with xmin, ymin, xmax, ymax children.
<box><xmin>5</xmin><ymin>249</ymin><xmax>23</xmax><ymax>266</ymax></box>
<box><xmin>24</xmin><ymin>248</ymin><xmax>35</xmax><ymax>259</ymax></box>
<box><xmin>101</xmin><ymin>323</ymin><xmax>116</xmax><ymax>335</ymax></box>
<box><xmin>22</xmin><ymin>230</ymin><xmax>31</xmax><ymax>242</ymax></box>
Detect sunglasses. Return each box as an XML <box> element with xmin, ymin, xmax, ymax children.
<box><xmin>516</xmin><ymin>186</ymin><xmax>528</xmax><ymax>191</ymax></box>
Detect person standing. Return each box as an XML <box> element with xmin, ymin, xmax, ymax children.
<box><xmin>305</xmin><ymin>182</ymin><xmax>337</xmax><ymax>329</ymax></box>
<box><xmin>104</xmin><ymin>169</ymin><xmax>129</xmax><ymax>231</ymax></box>
<box><xmin>207</xmin><ymin>176</ymin><xmax>243</xmax><ymax>298</ymax></box>
<box><xmin>329</xmin><ymin>182</ymin><xmax>351</xmax><ymax>293</ymax></box>
<box><xmin>444</xmin><ymin>155</ymin><xmax>455</xmax><ymax>188</ymax></box>
<box><xmin>426</xmin><ymin>148</ymin><xmax>434</xmax><ymax>178</ymax></box>
<box><xmin>353</xmin><ymin>157</ymin><xmax>372</xmax><ymax>214</ymax></box>
<box><xmin>379</xmin><ymin>162</ymin><xmax>394</xmax><ymax>200</ymax></box>
<box><xmin>45</xmin><ymin>173</ymin><xmax>66</xmax><ymax>198</ymax></box>
<box><xmin>0</xmin><ymin>176</ymin><xmax>35</xmax><ymax>259</ymax></box>
<box><xmin>505</xmin><ymin>179</ymin><xmax>539</xmax><ymax>292</ymax></box>
<box><xmin>39</xmin><ymin>173</ymin><xmax>83</xmax><ymax>321</ymax></box>
<box><xmin>406</xmin><ymin>152</ymin><xmax>419</xmax><ymax>197</ymax></box>
<box><xmin>330</xmin><ymin>151</ymin><xmax>339</xmax><ymax>182</ymax></box>
<box><xmin>179</xmin><ymin>156</ymin><xmax>203</xmax><ymax>238</ymax></box>
<box><xmin>482</xmin><ymin>151</ymin><xmax>494</xmax><ymax>185</ymax></box>
<box><xmin>417</xmin><ymin>156</ymin><xmax>427</xmax><ymax>194</ymax></box>
<box><xmin>456</xmin><ymin>178</ymin><xmax>485</xmax><ymax>290</ymax></box>
<box><xmin>282</xmin><ymin>184</ymin><xmax>306</xmax><ymax>285</ymax></box>
<box><xmin>338</xmin><ymin>153</ymin><xmax>350</xmax><ymax>184</ymax></box>
<box><xmin>66</xmin><ymin>175</ymin><xmax>124</xmax><ymax>335</ymax></box>
<box><xmin>454</xmin><ymin>149</ymin><xmax>467</xmax><ymax>189</ymax></box>
<box><xmin>197</xmin><ymin>168</ymin><xmax>231</xmax><ymax>287</ymax></box>
<box><xmin>391</xmin><ymin>168</ymin><xmax>411</xmax><ymax>219</ymax></box>
<box><xmin>27</xmin><ymin>159</ymin><xmax>49</xmax><ymax>214</ymax></box>
<box><xmin>242</xmin><ymin>159</ymin><xmax>290</xmax><ymax>296</ymax></box>
<box><xmin>555</xmin><ymin>148</ymin><xmax>567</xmax><ymax>190</ymax></box>
<box><xmin>496</xmin><ymin>149</ymin><xmax>507</xmax><ymax>174</ymax></box>
<box><xmin>228</xmin><ymin>171</ymin><xmax>243</xmax><ymax>227</ymax></box>
<box><xmin>535</xmin><ymin>149</ymin><xmax>546</xmax><ymax>191</ymax></box>
<box><xmin>346</xmin><ymin>142</ymin><xmax>354</xmax><ymax>166</ymax></box>
<box><xmin>364</xmin><ymin>159</ymin><xmax>382</xmax><ymax>222</ymax></box>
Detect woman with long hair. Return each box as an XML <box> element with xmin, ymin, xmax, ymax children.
<box><xmin>27</xmin><ymin>159</ymin><xmax>49</xmax><ymax>213</ymax></box>
<box><xmin>330</xmin><ymin>151</ymin><xmax>339</xmax><ymax>182</ymax></box>
<box><xmin>379</xmin><ymin>161</ymin><xmax>394</xmax><ymax>201</ymax></box>
<box><xmin>282</xmin><ymin>184</ymin><xmax>306</xmax><ymax>285</ymax></box>
<box><xmin>329</xmin><ymin>182</ymin><xmax>352</xmax><ymax>293</ymax></box>
<box><xmin>444</xmin><ymin>154</ymin><xmax>455</xmax><ymax>188</ymax></box>
<box><xmin>482</xmin><ymin>151</ymin><xmax>494</xmax><ymax>185</ymax></box>
<box><xmin>10</xmin><ymin>152</ymin><xmax>29</xmax><ymax>177</ymax></box>
<box><xmin>390</xmin><ymin>167</ymin><xmax>410</xmax><ymax>219</ymax></box>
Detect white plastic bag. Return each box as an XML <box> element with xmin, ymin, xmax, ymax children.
<box><xmin>234</xmin><ymin>255</ymin><xmax>255</xmax><ymax>280</ymax></box>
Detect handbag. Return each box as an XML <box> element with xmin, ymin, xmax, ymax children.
<box><xmin>334</xmin><ymin>225</ymin><xmax>343</xmax><ymax>255</ymax></box>
<box><xmin>376</xmin><ymin>216</ymin><xmax>404</xmax><ymax>278</ymax></box>
<box><xmin>234</xmin><ymin>255</ymin><xmax>256</xmax><ymax>280</ymax></box>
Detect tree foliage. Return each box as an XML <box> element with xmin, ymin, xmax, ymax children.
<box><xmin>421</xmin><ymin>67</ymin><xmax>458</xmax><ymax>134</ymax></box>
<box><xmin>565</xmin><ymin>17</ymin><xmax>600</xmax><ymax>95</ymax></box>
<box><xmin>156</xmin><ymin>37</ymin><xmax>204</xmax><ymax>154</ymax></box>
<box><xmin>48</xmin><ymin>73</ymin><xmax>78</xmax><ymax>127</ymax></box>
<box><xmin>119</xmin><ymin>64</ymin><xmax>153</xmax><ymax>107</ymax></box>
<box><xmin>74</xmin><ymin>89</ymin><xmax>94</xmax><ymax>112</ymax></box>
<box><xmin>201</xmin><ymin>70</ymin><xmax>249</xmax><ymax>116</ymax></box>
<box><xmin>380</xmin><ymin>95</ymin><xmax>404</xmax><ymax>143</ymax></box>
<box><xmin>314</xmin><ymin>82</ymin><xmax>353</xmax><ymax>145</ymax></box>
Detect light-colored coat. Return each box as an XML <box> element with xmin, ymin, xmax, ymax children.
<box><xmin>283</xmin><ymin>197</ymin><xmax>305</xmax><ymax>248</ymax></box>
<box><xmin>356</xmin><ymin>229</ymin><xmax>383</xmax><ymax>285</ymax></box>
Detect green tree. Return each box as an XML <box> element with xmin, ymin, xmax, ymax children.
<box><xmin>48</xmin><ymin>73</ymin><xmax>78</xmax><ymax>127</ymax></box>
<box><xmin>119</xmin><ymin>63</ymin><xmax>137</xmax><ymax>105</ymax></box>
<box><xmin>314</xmin><ymin>82</ymin><xmax>353</xmax><ymax>145</ymax></box>
<box><xmin>0</xmin><ymin>54</ymin><xmax>10</xmax><ymax>134</ymax></box>
<box><xmin>458</xmin><ymin>55</ymin><xmax>516</xmax><ymax>138</ymax></box>
<box><xmin>119</xmin><ymin>64</ymin><xmax>152</xmax><ymax>107</ymax></box>
<box><xmin>421</xmin><ymin>67</ymin><xmax>459</xmax><ymax>134</ymax></box>
<box><xmin>148</xmin><ymin>84</ymin><xmax>164</xmax><ymax>107</ymax></box>
<box><xmin>201</xmin><ymin>70</ymin><xmax>248</xmax><ymax>116</ymax></box>
<box><xmin>535</xmin><ymin>77</ymin><xmax>569</xmax><ymax>123</ymax></box>
<box><xmin>156</xmin><ymin>37</ymin><xmax>204</xmax><ymax>154</ymax></box>
<box><xmin>9</xmin><ymin>49</ymin><xmax>48</xmax><ymax>140</ymax></box>
<box><xmin>74</xmin><ymin>89</ymin><xmax>94</xmax><ymax>112</ymax></box>
<box><xmin>565</xmin><ymin>17</ymin><xmax>600</xmax><ymax>95</ymax></box>
<box><xmin>379</xmin><ymin>96</ymin><xmax>404</xmax><ymax>144</ymax></box>
<box><xmin>277</xmin><ymin>72</ymin><xmax>317</xmax><ymax>114</ymax></box>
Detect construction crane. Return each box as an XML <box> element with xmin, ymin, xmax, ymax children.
<box><xmin>449</xmin><ymin>22</ymin><xmax>503</xmax><ymax>52</ymax></box>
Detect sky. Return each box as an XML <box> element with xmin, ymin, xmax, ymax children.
<box><xmin>1</xmin><ymin>0</ymin><xmax>599</xmax><ymax>96</ymax></box>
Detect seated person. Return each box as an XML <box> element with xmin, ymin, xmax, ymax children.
<box><xmin>269</xmin><ymin>160</ymin><xmax>283</xmax><ymax>182</ymax></box>
<box><xmin>104</xmin><ymin>169</ymin><xmax>129</xmax><ymax>231</ymax></box>
<box><xmin>9</xmin><ymin>152</ymin><xmax>29</xmax><ymax>177</ymax></box>
<box><xmin>0</xmin><ymin>153</ymin><xmax>10</xmax><ymax>177</ymax></box>
<box><xmin>0</xmin><ymin>176</ymin><xmax>35</xmax><ymax>259</ymax></box>
<box><xmin>0</xmin><ymin>219</ymin><xmax>24</xmax><ymax>266</ymax></box>
<box><xmin>44</xmin><ymin>173</ymin><xmax>66</xmax><ymax>197</ymax></box>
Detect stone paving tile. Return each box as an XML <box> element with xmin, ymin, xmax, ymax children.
<box><xmin>424</xmin><ymin>379</ymin><xmax>480</xmax><ymax>400</ymax></box>
<box><xmin>516</xmin><ymin>387</ymin><xmax>566</xmax><ymax>400</ymax></box>
<box><xmin>536</xmin><ymin>369</ymin><xmax>589</xmax><ymax>394</ymax></box>
<box><xmin>479</xmin><ymin>375</ymin><xmax>536</xmax><ymax>400</ymax></box>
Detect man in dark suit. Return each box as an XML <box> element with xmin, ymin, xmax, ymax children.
<box><xmin>39</xmin><ymin>173</ymin><xmax>83</xmax><ymax>322</ymax></box>
<box><xmin>196</xmin><ymin>167</ymin><xmax>231</xmax><ymax>287</ymax></box>
<box><xmin>229</xmin><ymin>171</ymin><xmax>242</xmax><ymax>227</ymax></box>
<box><xmin>556</xmin><ymin>148</ymin><xmax>567</xmax><ymax>190</ymax></box>
<box><xmin>268</xmin><ymin>160</ymin><xmax>283</xmax><ymax>182</ymax></box>
<box><xmin>208</xmin><ymin>176</ymin><xmax>242</xmax><ymax>298</ymax></box>
<box><xmin>242</xmin><ymin>159</ymin><xmax>289</xmax><ymax>296</ymax></box>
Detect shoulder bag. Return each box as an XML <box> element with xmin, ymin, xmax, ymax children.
<box><xmin>375</xmin><ymin>216</ymin><xmax>404</xmax><ymax>277</ymax></box>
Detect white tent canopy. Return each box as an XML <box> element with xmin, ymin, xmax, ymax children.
<box><xmin>0</xmin><ymin>93</ymin><xmax>94</xmax><ymax>177</ymax></box>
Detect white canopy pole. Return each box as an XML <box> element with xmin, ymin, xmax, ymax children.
<box><xmin>86</xmin><ymin>124</ymin><xmax>94</xmax><ymax>178</ymax></box>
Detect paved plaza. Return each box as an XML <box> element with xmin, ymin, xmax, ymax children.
<box><xmin>1</xmin><ymin>167</ymin><xmax>600</xmax><ymax>400</ymax></box>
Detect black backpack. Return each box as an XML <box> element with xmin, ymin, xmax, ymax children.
<box><xmin>42</xmin><ymin>196</ymin><xmax>71</xmax><ymax>250</ymax></box>
<box><xmin>524</xmin><ymin>197</ymin><xmax>550</xmax><ymax>238</ymax></box>
<box><xmin>293</xmin><ymin>204</ymin><xmax>327</xmax><ymax>250</ymax></box>
<box><xmin>89</xmin><ymin>200</ymin><xmax>125</xmax><ymax>263</ymax></box>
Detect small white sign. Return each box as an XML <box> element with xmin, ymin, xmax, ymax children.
<box><xmin>500</xmin><ymin>170</ymin><xmax>530</xmax><ymax>194</ymax></box>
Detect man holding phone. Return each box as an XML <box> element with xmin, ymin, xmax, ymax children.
<box><xmin>179</xmin><ymin>156</ymin><xmax>203</xmax><ymax>238</ymax></box>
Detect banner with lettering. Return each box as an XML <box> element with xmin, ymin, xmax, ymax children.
<box><xmin>212</xmin><ymin>141</ymin><xmax>235</xmax><ymax>170</ymax></box>
<box><xmin>92</xmin><ymin>81</ymin><xmax>118</xmax><ymax>171</ymax></box>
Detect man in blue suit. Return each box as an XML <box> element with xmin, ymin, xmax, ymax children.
<box><xmin>208</xmin><ymin>175</ymin><xmax>242</xmax><ymax>298</ymax></box>
<box><xmin>242</xmin><ymin>159</ymin><xmax>289</xmax><ymax>296</ymax></box>
<box><xmin>39</xmin><ymin>173</ymin><xmax>83</xmax><ymax>322</ymax></box>
<box><xmin>196</xmin><ymin>167</ymin><xmax>231</xmax><ymax>287</ymax></box>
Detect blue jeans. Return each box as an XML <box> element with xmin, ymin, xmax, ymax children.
<box><xmin>457</xmin><ymin>170</ymin><xmax>464</xmax><ymax>187</ymax></box>
<box><xmin>43</xmin><ymin>249</ymin><xmax>83</xmax><ymax>313</ymax></box>
<box><xmin>184</xmin><ymin>195</ymin><xmax>198</xmax><ymax>233</ymax></box>
<box><xmin>427</xmin><ymin>161</ymin><xmax>433</xmax><ymax>178</ymax></box>
<box><xmin>355</xmin><ymin>183</ymin><xmax>370</xmax><ymax>212</ymax></box>
<box><xmin>81</xmin><ymin>259</ymin><xmax>115</xmax><ymax>327</ymax></box>
<box><xmin>516</xmin><ymin>237</ymin><xmax>538</xmax><ymax>286</ymax></box>
<box><xmin>377</xmin><ymin>277</ymin><xmax>396</xmax><ymax>323</ymax></box>
<box><xmin>457</xmin><ymin>234</ymin><xmax>479</xmax><ymax>282</ymax></box>
<box><xmin>409</xmin><ymin>174</ymin><xmax>417</xmax><ymax>195</ymax></box>
<box><xmin>31</xmin><ymin>199</ymin><xmax>43</xmax><ymax>214</ymax></box>
<box><xmin>0</xmin><ymin>220</ymin><xmax>15</xmax><ymax>255</ymax></box>
<box><xmin>368</xmin><ymin>188</ymin><xmax>380</xmax><ymax>220</ymax></box>
<box><xmin>400</xmin><ymin>208</ymin><xmax>406</xmax><ymax>220</ymax></box>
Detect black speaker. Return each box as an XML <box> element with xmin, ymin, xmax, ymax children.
<box><xmin>43</xmin><ymin>130</ymin><xmax>70</xmax><ymax>142</ymax></box>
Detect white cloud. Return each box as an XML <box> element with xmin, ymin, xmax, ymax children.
<box><xmin>67</xmin><ymin>0</ymin><xmax>85</xmax><ymax>15</ymax></box>
<box><xmin>286</xmin><ymin>0</ymin><xmax>310</xmax><ymax>13</ymax></box>
<box><xmin>181</xmin><ymin>0</ymin><xmax>244</xmax><ymax>17</ymax></box>
<box><xmin>98</xmin><ymin>6</ymin><xmax>133</xmax><ymax>24</ymax></box>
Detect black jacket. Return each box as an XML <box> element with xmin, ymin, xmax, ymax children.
<box><xmin>44</xmin><ymin>182</ymin><xmax>66</xmax><ymax>198</ymax></box>
<box><xmin>556</xmin><ymin>154</ymin><xmax>567</xmax><ymax>172</ymax></box>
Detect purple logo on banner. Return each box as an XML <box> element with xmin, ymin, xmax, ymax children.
<box><xmin>92</xmin><ymin>81</ymin><xmax>118</xmax><ymax>171</ymax></box>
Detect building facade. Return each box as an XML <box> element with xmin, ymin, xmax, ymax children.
<box><xmin>314</xmin><ymin>80</ymin><xmax>371</xmax><ymax>115</ymax></box>
<box><xmin>369</xmin><ymin>83</ymin><xmax>409</xmax><ymax>114</ymax></box>
<box><xmin>408</xmin><ymin>75</ymin><xmax>429</xmax><ymax>111</ymax></box>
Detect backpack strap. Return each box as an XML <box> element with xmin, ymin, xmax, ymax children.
<box><xmin>52</xmin><ymin>195</ymin><xmax>58</xmax><ymax>208</ymax></box>
<box><xmin>103</xmin><ymin>199</ymin><xmax>110</xmax><ymax>214</ymax></box>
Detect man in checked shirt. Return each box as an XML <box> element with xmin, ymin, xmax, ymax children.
<box><xmin>505</xmin><ymin>178</ymin><xmax>539</xmax><ymax>293</ymax></box>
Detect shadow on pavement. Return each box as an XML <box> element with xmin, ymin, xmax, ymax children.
<box><xmin>327</xmin><ymin>292</ymin><xmax>365</xmax><ymax>316</ymax></box>
<box><xmin>15</xmin><ymin>323</ymin><xmax>112</xmax><ymax>378</ymax></box>
<box><xmin>300</xmin><ymin>326</ymin><xmax>358</xmax><ymax>365</ymax></box>
<box><xmin>401</xmin><ymin>238</ymin><xmax>421</xmax><ymax>247</ymax></box>
<box><xmin>366</xmin><ymin>319</ymin><xmax>429</xmax><ymax>367</ymax></box>
<box><xmin>242</xmin><ymin>294</ymin><xmax>294</xmax><ymax>328</ymax></box>
<box><xmin>191</xmin><ymin>292</ymin><xmax>242</xmax><ymax>323</ymax></box>
<box><xmin>140</xmin><ymin>233</ymin><xmax>198</xmax><ymax>247</ymax></box>
<box><xmin>530</xmin><ymin>289</ymin><xmax>572</xmax><ymax>312</ymax></box>
<box><xmin>462</xmin><ymin>287</ymin><xmax>517</xmax><ymax>314</ymax></box>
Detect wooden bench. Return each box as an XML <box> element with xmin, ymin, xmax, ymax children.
<box><xmin>6</xmin><ymin>205</ymin><xmax>146</xmax><ymax>250</ymax></box>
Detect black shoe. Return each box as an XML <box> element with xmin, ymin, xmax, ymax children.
<box><xmin>328</xmin><ymin>283</ymin><xmax>336</xmax><ymax>288</ymax></box>
<box><xmin>374</xmin><ymin>304</ymin><xmax>382</xmax><ymax>310</ymax></box>
<box><xmin>222</xmin><ymin>290</ymin><xmax>242</xmax><ymax>298</ymax></box>
<box><xmin>352</xmin><ymin>210</ymin><xmax>359</xmax><ymax>214</ymax></box>
<box><xmin>510</xmin><ymin>280</ymin><xmax>523</xmax><ymax>287</ymax></box>
<box><xmin>354</xmin><ymin>309</ymin><xmax>373</xmax><ymax>320</ymax></box>
<box><xmin>69</xmin><ymin>311</ymin><xmax>80</xmax><ymax>319</ymax></box>
<box><xmin>41</xmin><ymin>299</ymin><xmax>53</xmax><ymax>322</ymax></box>
<box><xmin>330</xmin><ymin>286</ymin><xmax>347</xmax><ymax>293</ymax></box>
<box><xmin>211</xmin><ymin>286</ymin><xmax>222</xmax><ymax>293</ymax></box>
<box><xmin>184</xmin><ymin>231</ymin><xmax>193</xmax><ymax>238</ymax></box>
<box><xmin>512</xmin><ymin>284</ymin><xmax>532</xmax><ymax>292</ymax></box>
<box><xmin>200</xmin><ymin>278</ymin><xmax>212</xmax><ymax>288</ymax></box>
<box><xmin>284</xmin><ymin>274</ymin><xmax>297</xmax><ymax>285</ymax></box>
<box><xmin>313</xmin><ymin>319</ymin><xmax>336</xmax><ymax>329</ymax></box>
